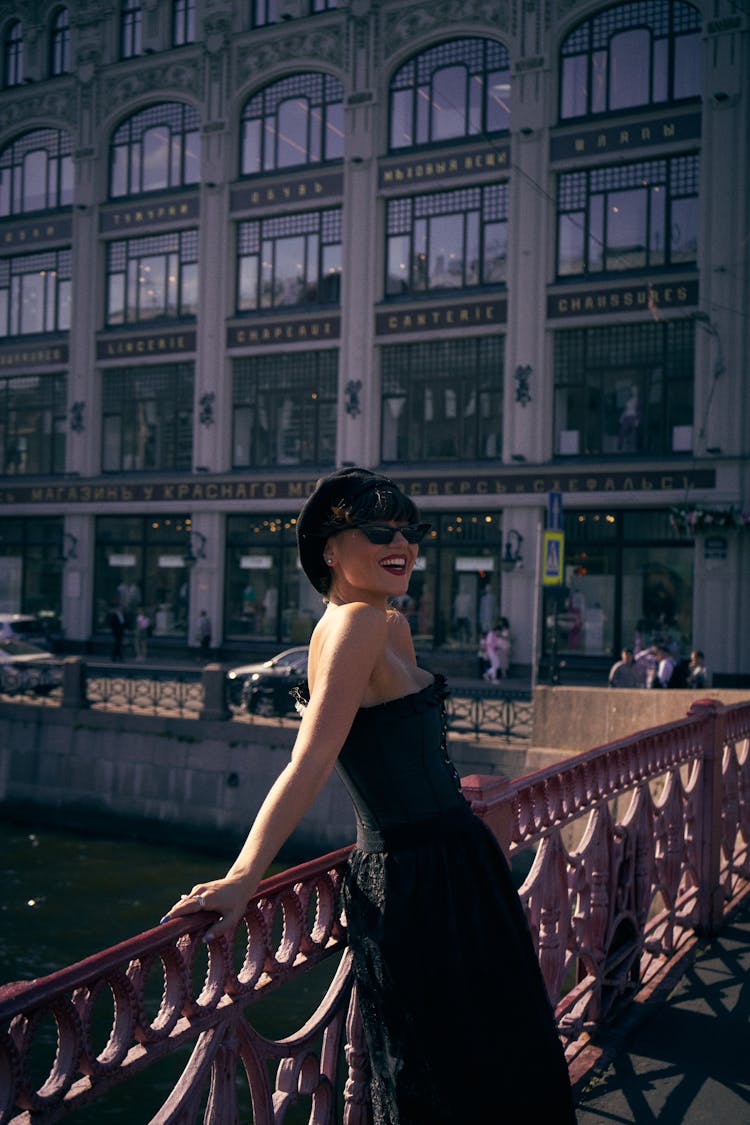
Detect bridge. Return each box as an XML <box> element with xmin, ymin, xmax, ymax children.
<box><xmin>0</xmin><ymin>695</ymin><xmax>748</xmax><ymax>1123</ymax></box>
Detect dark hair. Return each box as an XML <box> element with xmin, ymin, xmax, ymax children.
<box><xmin>296</xmin><ymin>467</ymin><xmax>419</xmax><ymax>594</ymax></box>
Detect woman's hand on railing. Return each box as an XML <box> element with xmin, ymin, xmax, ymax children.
<box><xmin>160</xmin><ymin>876</ymin><xmax>253</xmax><ymax>942</ymax></box>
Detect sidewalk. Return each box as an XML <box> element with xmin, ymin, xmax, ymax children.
<box><xmin>575</xmin><ymin>891</ymin><xmax>750</xmax><ymax>1124</ymax></box>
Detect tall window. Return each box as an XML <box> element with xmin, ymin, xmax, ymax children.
<box><xmin>554</xmin><ymin>321</ymin><xmax>694</xmax><ymax>457</ymax></box>
<box><xmin>0</xmin><ymin>250</ymin><xmax>72</xmax><ymax>337</ymax></box>
<box><xmin>110</xmin><ymin>103</ymin><xmax>200</xmax><ymax>197</ymax></box>
<box><xmin>0</xmin><ymin>517</ymin><xmax>64</xmax><ymax>617</ymax></box>
<box><xmin>560</xmin><ymin>1</ymin><xmax>702</xmax><ymax>120</ymax></box>
<box><xmin>232</xmin><ymin>351</ymin><xmax>337</xmax><ymax>467</ymax></box>
<box><xmin>240</xmin><ymin>73</ymin><xmax>344</xmax><ymax>175</ymax></box>
<box><xmin>94</xmin><ymin>515</ymin><xmax>194</xmax><ymax>637</ymax></box>
<box><xmin>3</xmin><ymin>20</ymin><xmax>23</xmax><ymax>87</ymax></box>
<box><xmin>237</xmin><ymin>209</ymin><xmax>341</xmax><ymax>311</ymax></box>
<box><xmin>386</xmin><ymin>183</ymin><xmax>507</xmax><ymax>297</ymax></box>
<box><xmin>557</xmin><ymin>154</ymin><xmax>699</xmax><ymax>277</ymax></box>
<box><xmin>102</xmin><ymin>364</ymin><xmax>194</xmax><ymax>472</ymax></box>
<box><xmin>381</xmin><ymin>337</ymin><xmax>503</xmax><ymax>462</ymax></box>
<box><xmin>0</xmin><ymin>374</ymin><xmax>66</xmax><ymax>475</ymax></box>
<box><xmin>389</xmin><ymin>38</ymin><xmax>510</xmax><ymax>151</ymax></box>
<box><xmin>121</xmin><ymin>0</ymin><xmax>142</xmax><ymax>59</ymax></box>
<box><xmin>50</xmin><ymin>8</ymin><xmax>70</xmax><ymax>76</ymax></box>
<box><xmin>0</xmin><ymin>130</ymin><xmax>74</xmax><ymax>217</ymax></box>
<box><xmin>106</xmin><ymin>230</ymin><xmax>198</xmax><ymax>325</ymax></box>
<box><xmin>172</xmin><ymin>0</ymin><xmax>195</xmax><ymax>46</ymax></box>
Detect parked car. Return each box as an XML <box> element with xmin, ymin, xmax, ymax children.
<box><xmin>0</xmin><ymin>638</ymin><xmax>64</xmax><ymax>694</ymax></box>
<box><xmin>0</xmin><ymin>614</ymin><xmax>49</xmax><ymax>645</ymax></box>
<box><xmin>226</xmin><ymin>646</ymin><xmax>309</xmax><ymax>715</ymax></box>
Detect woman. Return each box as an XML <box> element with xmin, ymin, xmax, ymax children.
<box><xmin>162</xmin><ymin>467</ymin><xmax>575</xmax><ymax>1123</ymax></box>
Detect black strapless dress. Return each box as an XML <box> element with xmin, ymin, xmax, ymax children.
<box><xmin>333</xmin><ymin>675</ymin><xmax>577</xmax><ymax>1125</ymax></box>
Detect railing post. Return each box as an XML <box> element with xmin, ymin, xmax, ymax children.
<box><xmin>688</xmin><ymin>698</ymin><xmax>726</xmax><ymax>936</ymax></box>
<box><xmin>200</xmin><ymin>662</ymin><xmax>230</xmax><ymax>722</ymax></box>
<box><xmin>61</xmin><ymin>656</ymin><xmax>89</xmax><ymax>710</ymax></box>
<box><xmin>461</xmin><ymin>774</ymin><xmax>512</xmax><ymax>856</ymax></box>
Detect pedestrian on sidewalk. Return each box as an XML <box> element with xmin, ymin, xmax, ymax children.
<box><xmin>198</xmin><ymin>610</ymin><xmax>211</xmax><ymax>659</ymax></box>
<box><xmin>134</xmin><ymin>608</ymin><xmax>150</xmax><ymax>661</ymax></box>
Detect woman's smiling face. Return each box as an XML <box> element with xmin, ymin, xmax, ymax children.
<box><xmin>324</xmin><ymin>522</ymin><xmax>419</xmax><ymax>605</ymax></box>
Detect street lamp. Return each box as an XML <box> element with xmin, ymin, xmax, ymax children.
<box><xmin>501</xmin><ymin>529</ymin><xmax>524</xmax><ymax>572</ymax></box>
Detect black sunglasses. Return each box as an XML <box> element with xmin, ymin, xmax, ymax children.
<box><xmin>354</xmin><ymin>522</ymin><xmax>431</xmax><ymax>545</ymax></box>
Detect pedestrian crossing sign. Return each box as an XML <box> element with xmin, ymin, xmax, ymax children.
<box><xmin>542</xmin><ymin>531</ymin><xmax>565</xmax><ymax>585</ymax></box>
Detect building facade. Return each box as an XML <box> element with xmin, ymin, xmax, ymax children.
<box><xmin>0</xmin><ymin>0</ymin><xmax>747</xmax><ymax>676</ymax></box>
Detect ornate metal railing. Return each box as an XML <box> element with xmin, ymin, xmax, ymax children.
<box><xmin>85</xmin><ymin>667</ymin><xmax>203</xmax><ymax>718</ymax></box>
<box><xmin>2</xmin><ymin>659</ymin><xmax>531</xmax><ymax>741</ymax></box>
<box><xmin>1</xmin><ymin>699</ymin><xmax>748</xmax><ymax>1123</ymax></box>
<box><xmin>445</xmin><ymin>687</ymin><xmax>532</xmax><ymax>741</ymax></box>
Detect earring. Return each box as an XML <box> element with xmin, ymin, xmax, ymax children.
<box><xmin>325</xmin><ymin>556</ymin><xmax>333</xmax><ymax>565</ymax></box>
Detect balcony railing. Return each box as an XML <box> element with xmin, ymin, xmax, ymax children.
<box><xmin>1</xmin><ymin>698</ymin><xmax>748</xmax><ymax>1123</ymax></box>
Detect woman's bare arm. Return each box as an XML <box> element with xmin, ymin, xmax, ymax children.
<box><xmin>161</xmin><ymin>603</ymin><xmax>387</xmax><ymax>941</ymax></box>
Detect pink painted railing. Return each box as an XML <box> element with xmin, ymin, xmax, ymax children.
<box><xmin>1</xmin><ymin>699</ymin><xmax>748</xmax><ymax>1122</ymax></box>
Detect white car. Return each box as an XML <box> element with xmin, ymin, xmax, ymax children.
<box><xmin>0</xmin><ymin>638</ymin><xmax>63</xmax><ymax>694</ymax></box>
<box><xmin>0</xmin><ymin>614</ymin><xmax>48</xmax><ymax>645</ymax></box>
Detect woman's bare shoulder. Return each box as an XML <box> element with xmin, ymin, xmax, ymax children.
<box><xmin>309</xmin><ymin>603</ymin><xmax>388</xmax><ymax>688</ymax></box>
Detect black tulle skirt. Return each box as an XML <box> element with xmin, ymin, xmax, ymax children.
<box><xmin>342</xmin><ymin>805</ymin><xmax>577</xmax><ymax>1125</ymax></box>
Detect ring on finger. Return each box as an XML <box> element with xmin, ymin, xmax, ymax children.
<box><xmin>197</xmin><ymin>894</ymin><xmax>206</xmax><ymax>907</ymax></box>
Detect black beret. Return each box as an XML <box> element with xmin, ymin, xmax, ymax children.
<box><xmin>296</xmin><ymin>467</ymin><xmax>401</xmax><ymax>592</ymax></box>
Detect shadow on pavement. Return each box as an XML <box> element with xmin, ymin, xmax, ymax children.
<box><xmin>576</xmin><ymin>894</ymin><xmax>750</xmax><ymax>1124</ymax></box>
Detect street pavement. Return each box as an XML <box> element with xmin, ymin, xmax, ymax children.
<box><xmin>575</xmin><ymin>892</ymin><xmax>750</xmax><ymax>1124</ymax></box>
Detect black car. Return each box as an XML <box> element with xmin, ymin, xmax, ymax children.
<box><xmin>226</xmin><ymin>646</ymin><xmax>309</xmax><ymax>716</ymax></box>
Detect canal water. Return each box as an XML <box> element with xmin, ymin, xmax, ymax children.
<box><xmin>1</xmin><ymin>819</ymin><xmax>341</xmax><ymax>1123</ymax></box>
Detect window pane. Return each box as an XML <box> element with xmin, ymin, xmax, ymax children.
<box><xmin>591</xmin><ymin>50</ymin><xmax>607</xmax><ymax>113</ymax></box>
<box><xmin>386</xmin><ymin>235</ymin><xmax>409</xmax><ymax>295</ymax></box>
<box><xmin>486</xmin><ymin>70</ymin><xmax>511</xmax><ymax>131</ymax></box>
<box><xmin>431</xmin><ymin>66</ymin><xmax>467</xmax><ymax>141</ymax></box>
<box><xmin>390</xmin><ymin>89</ymin><xmax>413</xmax><ymax>149</ymax></box>
<box><xmin>649</xmin><ymin>185</ymin><xmax>666</xmax><ymax>264</ymax></box>
<box><xmin>653</xmin><ymin>36</ymin><xmax>668</xmax><ymax>102</ymax></box>
<box><xmin>670</xmin><ymin>196</ymin><xmax>698</xmax><ymax>263</ymax></box>
<box><xmin>606</xmin><ymin>189</ymin><xmax>647</xmax><ymax>270</ymax></box>
<box><xmin>111</xmin><ymin>146</ymin><xmax>128</xmax><ymax>197</ymax></box>
<box><xmin>274</xmin><ymin>235</ymin><xmax>306</xmax><ymax>305</ymax></box>
<box><xmin>238</xmin><ymin>256</ymin><xmax>258</xmax><ymax>310</ymax></box>
<box><xmin>142</xmin><ymin>127</ymin><xmax>169</xmax><ymax>192</ymax></box>
<box><xmin>22</xmin><ymin>151</ymin><xmax>46</xmax><ymax>212</ymax></box>
<box><xmin>242</xmin><ymin>119</ymin><xmax>262</xmax><ymax>175</ymax></box>
<box><xmin>465</xmin><ymin>211</ymin><xmax>479</xmax><ymax>285</ymax></box>
<box><xmin>674</xmin><ymin>33</ymin><xmax>702</xmax><ymax>99</ymax></box>
<box><xmin>58</xmin><ymin>279</ymin><xmax>71</xmax><ymax>331</ymax></box>
<box><xmin>561</xmin><ymin>54</ymin><xmax>588</xmax><ymax>118</ymax></box>
<box><xmin>325</xmin><ymin>102</ymin><xmax>344</xmax><ymax>160</ymax></box>
<box><xmin>108</xmin><ymin>274</ymin><xmax>125</xmax><ymax>324</ymax></box>
<box><xmin>609</xmin><ymin>30</ymin><xmax>650</xmax><ymax>110</ymax></box>
<box><xmin>138</xmin><ymin>255</ymin><xmax>166</xmax><ymax>318</ymax></box>
<box><xmin>277</xmin><ymin>99</ymin><xmax>308</xmax><ymax>167</ymax></box>
<box><xmin>428</xmin><ymin>213</ymin><xmax>464</xmax><ymax>288</ymax></box>
<box><xmin>180</xmin><ymin>262</ymin><xmax>198</xmax><ymax>315</ymax></box>
<box><xmin>558</xmin><ymin>214</ymin><xmax>584</xmax><ymax>276</ymax></box>
<box><xmin>483</xmin><ymin>221</ymin><xmax>506</xmax><ymax>283</ymax></box>
<box><xmin>321</xmin><ymin>244</ymin><xmax>341</xmax><ymax>302</ymax></box>
<box><xmin>20</xmin><ymin>273</ymin><xmax>44</xmax><ymax>334</ymax></box>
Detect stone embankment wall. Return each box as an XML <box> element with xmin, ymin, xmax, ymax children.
<box><xmin>532</xmin><ymin>686</ymin><xmax>750</xmax><ymax>757</ymax></box>
<box><xmin>0</xmin><ymin>703</ymin><xmax>355</xmax><ymax>857</ymax></box>
<box><xmin>0</xmin><ymin>699</ymin><xmax>516</xmax><ymax>856</ymax></box>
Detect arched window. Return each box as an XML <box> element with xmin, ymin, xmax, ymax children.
<box><xmin>0</xmin><ymin>130</ymin><xmax>74</xmax><ymax>217</ymax></box>
<box><xmin>389</xmin><ymin>38</ymin><xmax>510</xmax><ymax>152</ymax></box>
<box><xmin>50</xmin><ymin>8</ymin><xmax>70</xmax><ymax>76</ymax></box>
<box><xmin>109</xmin><ymin>103</ymin><xmax>200</xmax><ymax>197</ymax></box>
<box><xmin>560</xmin><ymin>1</ymin><xmax>702</xmax><ymax>120</ymax></box>
<box><xmin>3</xmin><ymin>20</ymin><xmax>23</xmax><ymax>87</ymax></box>
<box><xmin>240</xmin><ymin>73</ymin><xmax>344</xmax><ymax>175</ymax></box>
